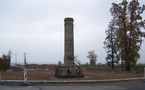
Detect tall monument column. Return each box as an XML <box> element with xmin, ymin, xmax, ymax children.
<box><xmin>64</xmin><ymin>17</ymin><xmax>74</xmax><ymax>66</ymax></box>
<box><xmin>55</xmin><ymin>17</ymin><xmax>84</xmax><ymax>78</ymax></box>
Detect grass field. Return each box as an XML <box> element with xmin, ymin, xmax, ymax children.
<box><xmin>0</xmin><ymin>65</ymin><xmax>144</xmax><ymax>80</ymax></box>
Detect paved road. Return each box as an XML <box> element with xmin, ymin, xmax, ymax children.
<box><xmin>0</xmin><ymin>81</ymin><xmax>145</xmax><ymax>90</ymax></box>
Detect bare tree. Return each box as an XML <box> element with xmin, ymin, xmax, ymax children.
<box><xmin>74</xmin><ymin>55</ymin><xmax>80</xmax><ymax>65</ymax></box>
<box><xmin>87</xmin><ymin>50</ymin><xmax>97</xmax><ymax>66</ymax></box>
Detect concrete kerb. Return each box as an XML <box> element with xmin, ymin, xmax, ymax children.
<box><xmin>0</xmin><ymin>77</ymin><xmax>145</xmax><ymax>84</ymax></box>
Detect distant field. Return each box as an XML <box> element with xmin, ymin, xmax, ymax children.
<box><xmin>0</xmin><ymin>65</ymin><xmax>144</xmax><ymax>80</ymax></box>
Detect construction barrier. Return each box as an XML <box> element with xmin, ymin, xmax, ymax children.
<box><xmin>22</xmin><ymin>68</ymin><xmax>30</xmax><ymax>85</ymax></box>
<box><xmin>24</xmin><ymin>68</ymin><xmax>27</xmax><ymax>83</ymax></box>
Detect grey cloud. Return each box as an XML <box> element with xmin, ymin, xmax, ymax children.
<box><xmin>0</xmin><ymin>0</ymin><xmax>145</xmax><ymax>64</ymax></box>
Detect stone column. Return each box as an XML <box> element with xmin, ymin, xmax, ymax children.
<box><xmin>55</xmin><ymin>17</ymin><xmax>84</xmax><ymax>78</ymax></box>
<box><xmin>64</xmin><ymin>17</ymin><xmax>74</xmax><ymax>66</ymax></box>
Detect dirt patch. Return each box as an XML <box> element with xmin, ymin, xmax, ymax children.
<box><xmin>0</xmin><ymin>65</ymin><xmax>144</xmax><ymax>80</ymax></box>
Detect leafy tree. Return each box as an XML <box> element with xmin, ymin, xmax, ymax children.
<box><xmin>127</xmin><ymin>0</ymin><xmax>145</xmax><ymax>70</ymax></box>
<box><xmin>104</xmin><ymin>17</ymin><xmax>120</xmax><ymax>71</ymax></box>
<box><xmin>87</xmin><ymin>50</ymin><xmax>97</xmax><ymax>66</ymax></box>
<box><xmin>0</xmin><ymin>51</ymin><xmax>12</xmax><ymax>69</ymax></box>
<box><xmin>110</xmin><ymin>0</ymin><xmax>145</xmax><ymax>71</ymax></box>
<box><xmin>110</xmin><ymin>0</ymin><xmax>129</xmax><ymax>71</ymax></box>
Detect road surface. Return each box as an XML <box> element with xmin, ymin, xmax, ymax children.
<box><xmin>0</xmin><ymin>81</ymin><xmax>145</xmax><ymax>90</ymax></box>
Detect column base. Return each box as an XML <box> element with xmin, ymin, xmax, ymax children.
<box><xmin>55</xmin><ymin>65</ymin><xmax>84</xmax><ymax>78</ymax></box>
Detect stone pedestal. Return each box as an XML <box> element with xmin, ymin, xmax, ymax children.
<box><xmin>55</xmin><ymin>65</ymin><xmax>84</xmax><ymax>78</ymax></box>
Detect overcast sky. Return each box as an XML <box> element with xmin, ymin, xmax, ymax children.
<box><xmin>0</xmin><ymin>0</ymin><xmax>145</xmax><ymax>65</ymax></box>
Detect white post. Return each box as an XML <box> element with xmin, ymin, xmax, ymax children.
<box><xmin>21</xmin><ymin>68</ymin><xmax>30</xmax><ymax>85</ymax></box>
<box><xmin>24</xmin><ymin>69</ymin><xmax>27</xmax><ymax>83</ymax></box>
